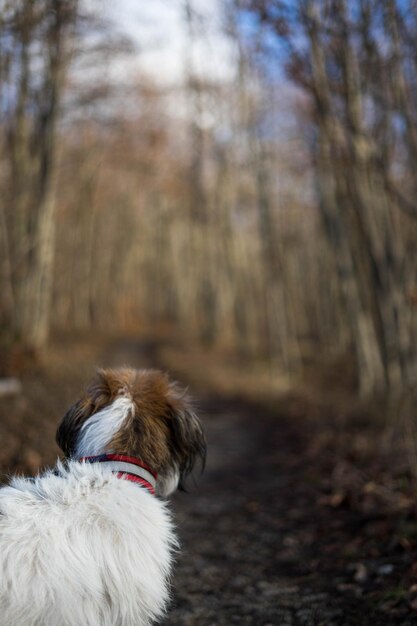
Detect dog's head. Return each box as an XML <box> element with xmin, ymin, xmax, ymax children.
<box><xmin>56</xmin><ymin>368</ymin><xmax>206</xmax><ymax>496</ymax></box>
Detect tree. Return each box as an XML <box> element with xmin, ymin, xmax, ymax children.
<box><xmin>0</xmin><ymin>0</ymin><xmax>78</xmax><ymax>348</ymax></box>
<box><xmin>244</xmin><ymin>0</ymin><xmax>417</xmax><ymax>393</ymax></box>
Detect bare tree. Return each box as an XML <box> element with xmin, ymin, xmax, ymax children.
<box><xmin>0</xmin><ymin>0</ymin><xmax>78</xmax><ymax>348</ymax></box>
<box><xmin>244</xmin><ymin>0</ymin><xmax>417</xmax><ymax>393</ymax></box>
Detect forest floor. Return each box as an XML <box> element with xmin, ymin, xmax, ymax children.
<box><xmin>1</xmin><ymin>333</ymin><xmax>417</xmax><ymax>625</ymax></box>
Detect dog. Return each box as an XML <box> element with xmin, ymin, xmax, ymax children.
<box><xmin>0</xmin><ymin>368</ymin><xmax>206</xmax><ymax>626</ymax></box>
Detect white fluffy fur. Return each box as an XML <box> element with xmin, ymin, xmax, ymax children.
<box><xmin>0</xmin><ymin>461</ymin><xmax>177</xmax><ymax>626</ymax></box>
<box><xmin>75</xmin><ymin>397</ymin><xmax>135</xmax><ymax>458</ymax></box>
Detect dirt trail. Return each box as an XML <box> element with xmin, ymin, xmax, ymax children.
<box><xmin>104</xmin><ymin>339</ymin><xmax>417</xmax><ymax>625</ymax></box>
<box><xmin>162</xmin><ymin>398</ymin><xmax>413</xmax><ymax>626</ymax></box>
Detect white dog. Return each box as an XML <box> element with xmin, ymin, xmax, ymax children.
<box><xmin>0</xmin><ymin>368</ymin><xmax>206</xmax><ymax>626</ymax></box>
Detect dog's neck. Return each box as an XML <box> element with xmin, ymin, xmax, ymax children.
<box><xmin>79</xmin><ymin>454</ymin><xmax>157</xmax><ymax>495</ymax></box>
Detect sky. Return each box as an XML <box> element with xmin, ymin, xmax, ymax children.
<box><xmin>100</xmin><ymin>0</ymin><xmax>236</xmax><ymax>86</ymax></box>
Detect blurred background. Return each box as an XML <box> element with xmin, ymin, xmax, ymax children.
<box><xmin>1</xmin><ymin>1</ymin><xmax>417</xmax><ymax>622</ymax></box>
<box><xmin>1</xmin><ymin>0</ymin><xmax>417</xmax><ymax>396</ymax></box>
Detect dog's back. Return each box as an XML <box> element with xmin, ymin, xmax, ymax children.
<box><xmin>0</xmin><ymin>461</ymin><xmax>176</xmax><ymax>626</ymax></box>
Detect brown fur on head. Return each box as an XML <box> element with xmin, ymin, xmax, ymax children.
<box><xmin>56</xmin><ymin>368</ymin><xmax>206</xmax><ymax>493</ymax></box>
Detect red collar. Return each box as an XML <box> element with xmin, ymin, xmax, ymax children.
<box><xmin>79</xmin><ymin>454</ymin><xmax>157</xmax><ymax>495</ymax></box>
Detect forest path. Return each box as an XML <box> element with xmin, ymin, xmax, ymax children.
<box><xmin>102</xmin><ymin>338</ymin><xmax>416</xmax><ymax>626</ymax></box>
<box><xmin>0</xmin><ymin>336</ymin><xmax>414</xmax><ymax>625</ymax></box>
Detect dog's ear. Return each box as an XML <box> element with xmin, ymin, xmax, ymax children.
<box><xmin>166</xmin><ymin>385</ymin><xmax>206</xmax><ymax>490</ymax></box>
<box><xmin>56</xmin><ymin>398</ymin><xmax>92</xmax><ymax>457</ymax></box>
<box><xmin>56</xmin><ymin>369</ymin><xmax>111</xmax><ymax>457</ymax></box>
